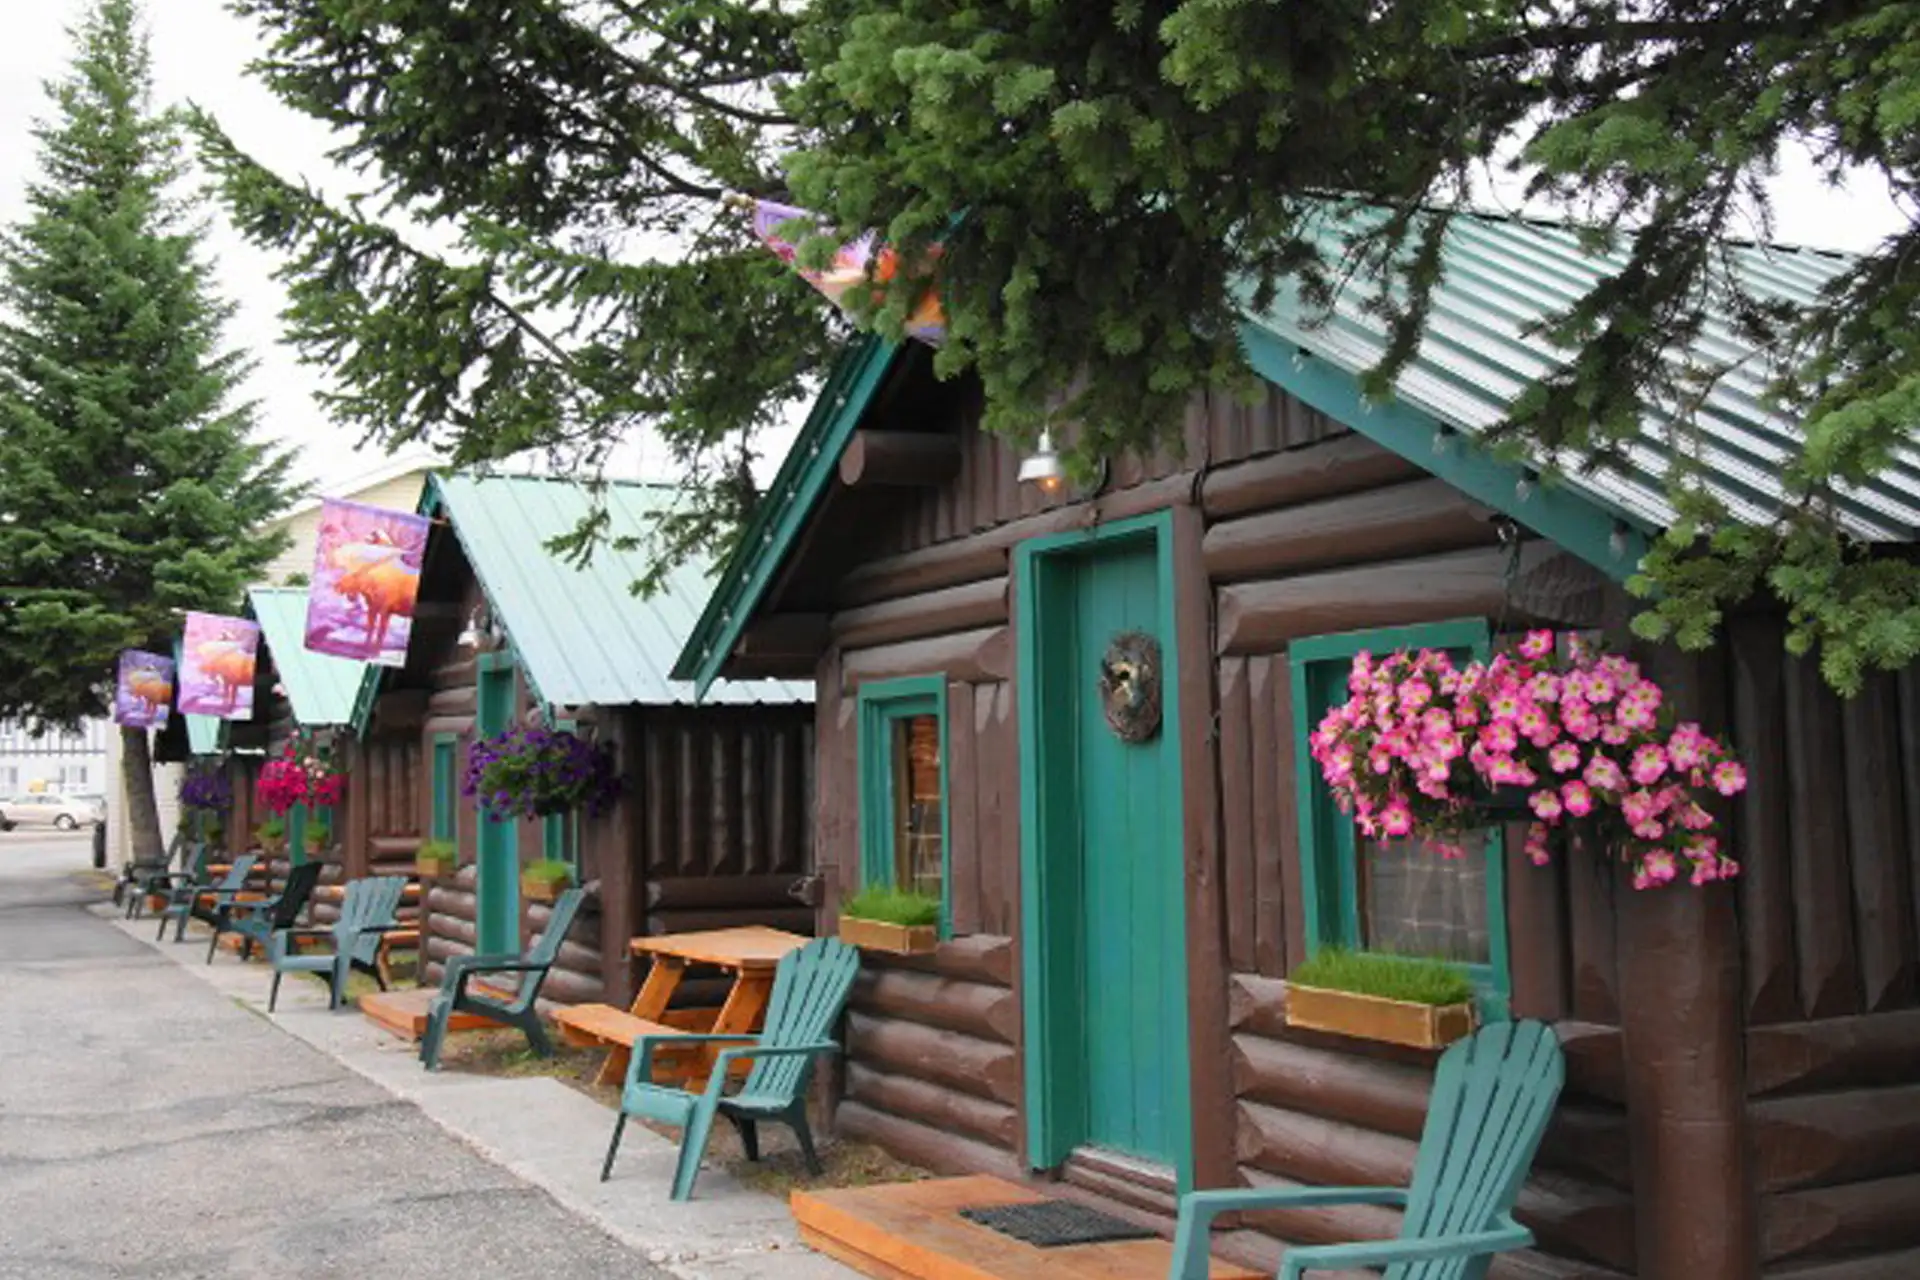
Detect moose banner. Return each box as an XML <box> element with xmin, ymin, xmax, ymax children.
<box><xmin>177</xmin><ymin>612</ymin><xmax>260</xmax><ymax>720</ymax></box>
<box><xmin>304</xmin><ymin>497</ymin><xmax>430</xmax><ymax>667</ymax></box>
<box><xmin>113</xmin><ymin>650</ymin><xmax>174</xmax><ymax>729</ymax></box>
<box><xmin>751</xmin><ymin>199</ymin><xmax>946</xmax><ymax>345</ymax></box>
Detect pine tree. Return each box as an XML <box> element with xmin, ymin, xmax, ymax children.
<box><xmin>0</xmin><ymin>0</ymin><xmax>298</xmax><ymax>866</ymax></box>
<box><xmin>207</xmin><ymin>1</ymin><xmax>1920</xmax><ymax>693</ymax></box>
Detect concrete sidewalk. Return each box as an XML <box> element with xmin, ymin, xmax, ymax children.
<box><xmin>93</xmin><ymin>896</ymin><xmax>857</xmax><ymax>1280</ymax></box>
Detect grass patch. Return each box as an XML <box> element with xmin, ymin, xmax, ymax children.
<box><xmin>841</xmin><ymin>884</ymin><xmax>941</xmax><ymax>927</ymax></box>
<box><xmin>1290</xmin><ymin>948</ymin><xmax>1474</xmax><ymax>1006</ymax></box>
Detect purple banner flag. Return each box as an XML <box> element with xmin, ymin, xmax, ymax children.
<box><xmin>178</xmin><ymin>612</ymin><xmax>261</xmax><ymax>720</ymax></box>
<box><xmin>305</xmin><ymin>497</ymin><xmax>431</xmax><ymax>668</ymax></box>
<box><xmin>113</xmin><ymin>650</ymin><xmax>174</xmax><ymax>729</ymax></box>
<box><xmin>752</xmin><ymin>199</ymin><xmax>946</xmax><ymax>345</ymax></box>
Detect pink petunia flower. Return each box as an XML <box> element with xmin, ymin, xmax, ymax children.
<box><xmin>1549</xmin><ymin>741</ymin><xmax>1583</xmax><ymax>774</ymax></box>
<box><xmin>1379</xmin><ymin>804</ymin><xmax>1414</xmax><ymax>838</ymax></box>
<box><xmin>1584</xmin><ymin>753</ymin><xmax>1626</xmax><ymax>792</ymax></box>
<box><xmin>1712</xmin><ymin>760</ymin><xmax>1747</xmax><ymax>796</ymax></box>
<box><xmin>1518</xmin><ymin>630</ymin><xmax>1557</xmax><ymax>660</ymax></box>
<box><xmin>1560</xmin><ymin>780</ymin><xmax>1594</xmax><ymax>817</ymax></box>
<box><xmin>1530</xmin><ymin>789</ymin><xmax>1565</xmax><ymax>821</ymax></box>
<box><xmin>1630</xmin><ymin>744</ymin><xmax>1670</xmax><ymax>786</ymax></box>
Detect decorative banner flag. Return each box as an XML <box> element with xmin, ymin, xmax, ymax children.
<box><xmin>113</xmin><ymin>650</ymin><xmax>174</xmax><ymax>729</ymax></box>
<box><xmin>751</xmin><ymin>199</ymin><xmax>946</xmax><ymax>345</ymax></box>
<box><xmin>305</xmin><ymin>497</ymin><xmax>431</xmax><ymax>668</ymax></box>
<box><xmin>178</xmin><ymin>612</ymin><xmax>261</xmax><ymax>720</ymax></box>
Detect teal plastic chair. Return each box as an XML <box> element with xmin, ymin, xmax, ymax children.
<box><xmin>1169</xmin><ymin>1020</ymin><xmax>1565</xmax><ymax>1280</ymax></box>
<box><xmin>156</xmin><ymin>853</ymin><xmax>257</xmax><ymax>943</ymax></box>
<box><xmin>267</xmin><ymin>875</ymin><xmax>408</xmax><ymax>1011</ymax></box>
<box><xmin>600</xmin><ymin>935</ymin><xmax>860</xmax><ymax>1201</ymax></box>
<box><xmin>418</xmin><ymin>887</ymin><xmax>587</xmax><ymax>1071</ymax></box>
<box><xmin>205</xmin><ymin>861</ymin><xmax>323</xmax><ymax>964</ymax></box>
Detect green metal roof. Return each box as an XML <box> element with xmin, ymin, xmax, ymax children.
<box><xmin>1241</xmin><ymin>207</ymin><xmax>1920</xmax><ymax>541</ymax></box>
<box><xmin>184</xmin><ymin>715</ymin><xmax>222</xmax><ymax>757</ymax></box>
<box><xmin>425</xmin><ymin>472</ymin><xmax>813</xmax><ymax>710</ymax></box>
<box><xmin>674</xmin><ymin>211</ymin><xmax>1899</xmax><ymax>694</ymax></box>
<box><xmin>248</xmin><ymin>586</ymin><xmax>371</xmax><ymax>727</ymax></box>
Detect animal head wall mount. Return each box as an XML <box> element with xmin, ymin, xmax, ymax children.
<box><xmin>1098</xmin><ymin>630</ymin><xmax>1163</xmax><ymax>744</ymax></box>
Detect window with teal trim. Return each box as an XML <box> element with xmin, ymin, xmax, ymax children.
<box><xmin>1291</xmin><ymin>619</ymin><xmax>1511</xmax><ymax>1013</ymax></box>
<box><xmin>857</xmin><ymin>677</ymin><xmax>948</xmax><ymax>920</ymax></box>
<box><xmin>431</xmin><ymin>734</ymin><xmax>458</xmax><ymax>843</ymax></box>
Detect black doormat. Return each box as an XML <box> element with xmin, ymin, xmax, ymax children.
<box><xmin>958</xmin><ymin>1199</ymin><xmax>1158</xmax><ymax>1248</ymax></box>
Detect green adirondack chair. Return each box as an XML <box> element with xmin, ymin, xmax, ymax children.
<box><xmin>267</xmin><ymin>874</ymin><xmax>409</xmax><ymax>1012</ymax></box>
<box><xmin>600</xmin><ymin>935</ymin><xmax>861</xmax><ymax>1202</ymax></box>
<box><xmin>156</xmin><ymin>853</ymin><xmax>257</xmax><ymax>943</ymax></box>
<box><xmin>205</xmin><ymin>861</ymin><xmax>324</xmax><ymax>964</ymax></box>
<box><xmin>418</xmin><ymin>886</ymin><xmax>586</xmax><ymax>1072</ymax></box>
<box><xmin>1169</xmin><ymin>1020</ymin><xmax>1565</xmax><ymax>1280</ymax></box>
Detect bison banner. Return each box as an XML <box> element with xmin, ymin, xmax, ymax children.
<box><xmin>177</xmin><ymin>612</ymin><xmax>260</xmax><ymax>720</ymax></box>
<box><xmin>113</xmin><ymin>650</ymin><xmax>174</xmax><ymax>729</ymax></box>
<box><xmin>304</xmin><ymin>497</ymin><xmax>430</xmax><ymax>668</ymax></box>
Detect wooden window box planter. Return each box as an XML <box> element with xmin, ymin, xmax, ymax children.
<box><xmin>416</xmin><ymin>856</ymin><xmax>457</xmax><ymax>880</ymax></box>
<box><xmin>838</xmin><ymin>915</ymin><xmax>938</xmax><ymax>956</ymax></box>
<box><xmin>1284</xmin><ymin>982</ymin><xmax>1475</xmax><ymax>1050</ymax></box>
<box><xmin>521</xmin><ymin>873</ymin><xmax>572</xmax><ymax>903</ymax></box>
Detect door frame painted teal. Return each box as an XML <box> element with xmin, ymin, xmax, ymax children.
<box><xmin>475</xmin><ymin>652</ymin><xmax>520</xmax><ymax>954</ymax></box>
<box><xmin>855</xmin><ymin>676</ymin><xmax>951</xmax><ymax>936</ymax></box>
<box><xmin>1013</xmin><ymin>509</ymin><xmax>1195</xmax><ymax>1193</ymax></box>
<box><xmin>541</xmin><ymin>717</ymin><xmax>579</xmax><ymax>871</ymax></box>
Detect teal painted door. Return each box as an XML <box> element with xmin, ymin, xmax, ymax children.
<box><xmin>1062</xmin><ymin>539</ymin><xmax>1181</xmax><ymax>1163</ymax></box>
<box><xmin>475</xmin><ymin>661</ymin><xmax>519</xmax><ymax>954</ymax></box>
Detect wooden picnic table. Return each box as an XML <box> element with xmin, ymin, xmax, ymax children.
<box><xmin>555</xmin><ymin>924</ymin><xmax>810</xmax><ymax>1090</ymax></box>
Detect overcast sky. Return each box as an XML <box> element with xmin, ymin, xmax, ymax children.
<box><xmin>1</xmin><ymin>1</ymin><xmax>1912</xmax><ymax>495</ymax></box>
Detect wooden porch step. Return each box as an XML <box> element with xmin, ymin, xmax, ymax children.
<box><xmin>1060</xmin><ymin>1148</ymin><xmax>1180</xmax><ymax>1222</ymax></box>
<box><xmin>356</xmin><ymin>984</ymin><xmax>518</xmax><ymax>1042</ymax></box>
<box><xmin>791</xmin><ymin>1175</ymin><xmax>1261</xmax><ymax>1280</ymax></box>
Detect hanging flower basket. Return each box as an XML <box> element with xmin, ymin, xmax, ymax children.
<box><xmin>464</xmin><ymin>727</ymin><xmax>619</xmax><ymax>823</ymax></box>
<box><xmin>1310</xmin><ymin>630</ymin><xmax>1750</xmax><ymax>889</ymax></box>
<box><xmin>255</xmin><ymin>730</ymin><xmax>346</xmax><ymax>820</ymax></box>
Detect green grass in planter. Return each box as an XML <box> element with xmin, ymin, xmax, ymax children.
<box><xmin>523</xmin><ymin>858</ymin><xmax>571</xmax><ymax>882</ymax></box>
<box><xmin>1291</xmin><ymin>948</ymin><xmax>1475</xmax><ymax>1007</ymax></box>
<box><xmin>841</xmin><ymin>885</ymin><xmax>941</xmax><ymax>928</ymax></box>
<box><xmin>417</xmin><ymin>839</ymin><xmax>456</xmax><ymax>861</ymax></box>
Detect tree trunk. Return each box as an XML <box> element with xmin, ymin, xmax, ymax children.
<box><xmin>120</xmin><ymin>726</ymin><xmax>166</xmax><ymax>870</ymax></box>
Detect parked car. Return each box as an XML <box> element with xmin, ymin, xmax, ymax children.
<box><xmin>0</xmin><ymin>792</ymin><xmax>104</xmax><ymax>831</ymax></box>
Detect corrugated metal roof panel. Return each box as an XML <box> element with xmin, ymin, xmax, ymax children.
<box><xmin>434</xmin><ymin>474</ymin><xmax>813</xmax><ymax>708</ymax></box>
<box><xmin>185</xmin><ymin>715</ymin><xmax>222</xmax><ymax>757</ymax></box>
<box><xmin>247</xmin><ymin>587</ymin><xmax>371</xmax><ymax>727</ymax></box>
<box><xmin>1242</xmin><ymin>208</ymin><xmax>1920</xmax><ymax>542</ymax></box>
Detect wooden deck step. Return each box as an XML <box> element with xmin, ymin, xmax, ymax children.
<box><xmin>790</xmin><ymin>1175</ymin><xmax>1261</xmax><ymax>1280</ymax></box>
<box><xmin>356</xmin><ymin>984</ymin><xmax>518</xmax><ymax>1041</ymax></box>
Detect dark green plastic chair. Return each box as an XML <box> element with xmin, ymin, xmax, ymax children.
<box><xmin>156</xmin><ymin>853</ymin><xmax>257</xmax><ymax>942</ymax></box>
<box><xmin>600</xmin><ymin>935</ymin><xmax>860</xmax><ymax>1201</ymax></box>
<box><xmin>418</xmin><ymin>886</ymin><xmax>586</xmax><ymax>1072</ymax></box>
<box><xmin>205</xmin><ymin>861</ymin><xmax>323</xmax><ymax>963</ymax></box>
<box><xmin>127</xmin><ymin>834</ymin><xmax>203</xmax><ymax>920</ymax></box>
<box><xmin>268</xmin><ymin>874</ymin><xmax>408</xmax><ymax>1011</ymax></box>
<box><xmin>1169</xmin><ymin>1019</ymin><xmax>1565</xmax><ymax>1280</ymax></box>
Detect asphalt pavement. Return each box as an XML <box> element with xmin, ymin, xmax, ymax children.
<box><xmin>0</xmin><ymin>832</ymin><xmax>673</xmax><ymax>1279</ymax></box>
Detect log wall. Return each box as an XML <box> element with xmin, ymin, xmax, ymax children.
<box><xmin>769</xmin><ymin>364</ymin><xmax>1920</xmax><ymax>1279</ymax></box>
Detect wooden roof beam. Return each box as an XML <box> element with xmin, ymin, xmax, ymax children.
<box><xmin>838</xmin><ymin>430</ymin><xmax>962</xmax><ymax>489</ymax></box>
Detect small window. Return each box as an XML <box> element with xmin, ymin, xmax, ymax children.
<box><xmin>1291</xmin><ymin>619</ymin><xmax>1509</xmax><ymax>1011</ymax></box>
<box><xmin>431</xmin><ymin>734</ymin><xmax>458</xmax><ymax>843</ymax></box>
<box><xmin>858</xmin><ymin>677</ymin><xmax>948</xmax><ymax>925</ymax></box>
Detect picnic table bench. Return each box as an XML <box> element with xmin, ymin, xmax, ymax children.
<box><xmin>555</xmin><ymin>925</ymin><xmax>810</xmax><ymax>1090</ymax></box>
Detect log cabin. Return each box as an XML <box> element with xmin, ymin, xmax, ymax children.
<box><xmin>349</xmin><ymin>472</ymin><xmax>816</xmax><ymax>1010</ymax></box>
<box><xmin>672</xmin><ymin>212</ymin><xmax>1920</xmax><ymax>1279</ymax></box>
<box><xmin>229</xmin><ymin>585</ymin><xmax>420</xmax><ymax>929</ymax></box>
